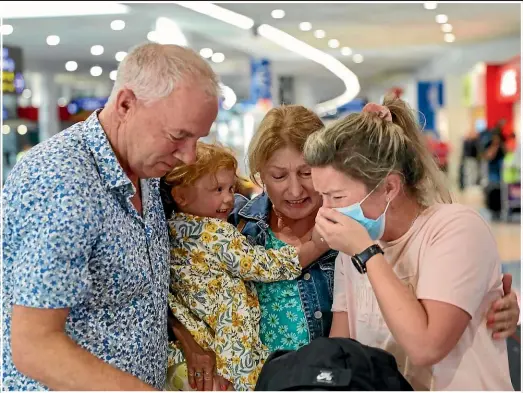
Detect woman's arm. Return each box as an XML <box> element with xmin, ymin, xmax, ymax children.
<box><xmin>365</xmin><ymin>255</ymin><xmax>471</xmax><ymax>366</ymax></box>
<box><xmin>329</xmin><ymin>312</ymin><xmax>351</xmax><ymax>338</ymax></box>
<box><xmin>297</xmin><ymin>238</ymin><xmax>331</xmax><ymax>269</ymax></box>
<box><xmin>315</xmin><ymin>206</ymin><xmax>500</xmax><ymax>367</ymax></box>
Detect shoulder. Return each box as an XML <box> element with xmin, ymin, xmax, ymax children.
<box><xmin>5</xmin><ymin>124</ymin><xmax>95</xmax><ymax>197</ymax></box>
<box><xmin>417</xmin><ymin>204</ymin><xmax>499</xmax><ymax>262</ymax></box>
<box><xmin>424</xmin><ymin>203</ymin><xmax>493</xmax><ymax>238</ymax></box>
<box><xmin>3</xmin><ymin>125</ymin><xmax>100</xmax><ymax>220</ymax></box>
<box><xmin>169</xmin><ymin>213</ymin><xmax>236</xmax><ymax>235</ymax></box>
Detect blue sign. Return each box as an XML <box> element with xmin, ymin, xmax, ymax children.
<box><xmin>417</xmin><ymin>81</ymin><xmax>444</xmax><ymax>133</ymax></box>
<box><xmin>2</xmin><ymin>46</ymin><xmax>24</xmax><ymax>95</ymax></box>
<box><xmin>67</xmin><ymin>97</ymin><xmax>108</xmax><ymax>114</ymax></box>
<box><xmin>250</xmin><ymin>58</ymin><xmax>272</xmax><ymax>103</ymax></box>
<box><xmin>321</xmin><ymin>99</ymin><xmax>366</xmax><ymax>120</ymax></box>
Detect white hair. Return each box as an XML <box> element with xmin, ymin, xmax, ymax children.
<box><xmin>108</xmin><ymin>42</ymin><xmax>220</xmax><ymax>105</ymax></box>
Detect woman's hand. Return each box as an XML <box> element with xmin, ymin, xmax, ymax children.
<box><xmin>314</xmin><ymin>207</ymin><xmax>373</xmax><ymax>256</ymax></box>
<box><xmin>486</xmin><ymin>273</ymin><xmax>520</xmax><ymax>339</ymax></box>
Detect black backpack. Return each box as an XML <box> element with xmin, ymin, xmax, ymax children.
<box><xmin>255</xmin><ymin>337</ymin><xmax>413</xmax><ymax>391</ymax></box>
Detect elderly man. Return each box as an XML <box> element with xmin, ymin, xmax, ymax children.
<box><xmin>2</xmin><ymin>43</ymin><xmax>219</xmax><ymax>390</ymax></box>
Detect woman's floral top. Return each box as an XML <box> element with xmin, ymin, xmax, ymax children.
<box><xmin>256</xmin><ymin>229</ymin><xmax>310</xmax><ymax>352</ymax></box>
<box><xmin>167</xmin><ymin>212</ymin><xmax>301</xmax><ymax>391</ymax></box>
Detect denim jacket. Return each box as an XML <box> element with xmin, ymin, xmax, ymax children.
<box><xmin>228</xmin><ymin>193</ymin><xmax>339</xmax><ymax>341</ymax></box>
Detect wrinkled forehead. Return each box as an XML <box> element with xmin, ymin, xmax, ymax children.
<box><xmin>266</xmin><ymin>147</ymin><xmax>308</xmax><ymax>169</ymax></box>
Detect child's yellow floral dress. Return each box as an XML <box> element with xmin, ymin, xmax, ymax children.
<box><xmin>167</xmin><ymin>213</ymin><xmax>302</xmax><ymax>391</ymax></box>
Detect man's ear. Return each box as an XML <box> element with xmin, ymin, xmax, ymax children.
<box><xmin>115</xmin><ymin>88</ymin><xmax>138</xmax><ymax>120</ymax></box>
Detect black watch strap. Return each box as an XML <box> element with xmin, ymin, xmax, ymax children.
<box><xmin>351</xmin><ymin>244</ymin><xmax>384</xmax><ymax>274</ymax></box>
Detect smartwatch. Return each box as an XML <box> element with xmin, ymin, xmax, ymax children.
<box><xmin>351</xmin><ymin>244</ymin><xmax>384</xmax><ymax>274</ymax></box>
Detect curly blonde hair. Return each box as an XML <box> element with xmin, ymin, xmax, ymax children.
<box><xmin>164</xmin><ymin>142</ymin><xmax>238</xmax><ymax>192</ymax></box>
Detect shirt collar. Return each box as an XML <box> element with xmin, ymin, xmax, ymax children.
<box><xmin>238</xmin><ymin>192</ymin><xmax>272</xmax><ymax>221</ymax></box>
<box><xmin>82</xmin><ymin>109</ymin><xmax>133</xmax><ymax>195</ymax></box>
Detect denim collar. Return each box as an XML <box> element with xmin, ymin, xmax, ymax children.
<box><xmin>238</xmin><ymin>192</ymin><xmax>272</xmax><ymax>222</ymax></box>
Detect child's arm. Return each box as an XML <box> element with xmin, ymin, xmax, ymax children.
<box><xmin>200</xmin><ymin>220</ymin><xmax>301</xmax><ymax>282</ymax></box>
<box><xmin>297</xmin><ymin>238</ymin><xmax>331</xmax><ymax>269</ymax></box>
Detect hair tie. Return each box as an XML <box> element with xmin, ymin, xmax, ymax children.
<box><xmin>362</xmin><ymin>103</ymin><xmax>392</xmax><ymax>122</ymax></box>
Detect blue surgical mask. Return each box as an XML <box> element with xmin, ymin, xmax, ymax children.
<box><xmin>334</xmin><ymin>184</ymin><xmax>391</xmax><ymax>241</ymax></box>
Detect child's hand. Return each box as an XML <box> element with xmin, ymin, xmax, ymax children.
<box><xmin>213</xmin><ymin>375</ymin><xmax>233</xmax><ymax>391</ymax></box>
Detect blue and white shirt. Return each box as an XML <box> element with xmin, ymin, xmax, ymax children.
<box><xmin>2</xmin><ymin>110</ymin><xmax>170</xmax><ymax>390</ymax></box>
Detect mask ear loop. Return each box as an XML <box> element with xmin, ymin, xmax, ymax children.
<box><xmin>361</xmin><ymin>171</ymin><xmax>394</xmax><ymax>206</ymax></box>
<box><xmin>360</xmin><ymin>181</ymin><xmax>384</xmax><ymax>205</ymax></box>
<box><xmin>383</xmin><ymin>195</ymin><xmax>392</xmax><ymax>215</ymax></box>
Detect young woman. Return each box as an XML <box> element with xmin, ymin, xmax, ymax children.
<box><xmin>304</xmin><ymin>98</ymin><xmax>514</xmax><ymax>390</ymax></box>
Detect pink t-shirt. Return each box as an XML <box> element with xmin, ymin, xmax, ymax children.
<box><xmin>333</xmin><ymin>203</ymin><xmax>513</xmax><ymax>391</ymax></box>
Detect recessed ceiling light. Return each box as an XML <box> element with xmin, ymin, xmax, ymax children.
<box><xmin>299</xmin><ymin>22</ymin><xmax>312</xmax><ymax>31</ymax></box>
<box><xmin>17</xmin><ymin>125</ymin><xmax>28</xmax><ymax>135</ymax></box>
<box><xmin>115</xmin><ymin>51</ymin><xmax>127</xmax><ymax>62</ymax></box>
<box><xmin>341</xmin><ymin>47</ymin><xmax>353</xmax><ymax>56</ymax></box>
<box><xmin>424</xmin><ymin>2</ymin><xmax>438</xmax><ymax>10</ymax></box>
<box><xmin>110</xmin><ymin>19</ymin><xmax>125</xmax><ymax>31</ymax></box>
<box><xmin>147</xmin><ymin>31</ymin><xmax>158</xmax><ymax>42</ymax></box>
<box><xmin>2</xmin><ymin>125</ymin><xmax>11</xmax><ymax>135</ymax></box>
<box><xmin>46</xmin><ymin>35</ymin><xmax>60</xmax><ymax>46</ymax></box>
<box><xmin>91</xmin><ymin>45</ymin><xmax>104</xmax><ymax>56</ymax></box>
<box><xmin>271</xmin><ymin>9</ymin><xmax>285</xmax><ymax>19</ymax></box>
<box><xmin>0</xmin><ymin>24</ymin><xmax>14</xmax><ymax>36</ymax></box>
<box><xmin>328</xmin><ymin>39</ymin><xmax>340</xmax><ymax>49</ymax></box>
<box><xmin>110</xmin><ymin>70</ymin><xmax>118</xmax><ymax>81</ymax></box>
<box><xmin>353</xmin><ymin>54</ymin><xmax>364</xmax><ymax>63</ymax></box>
<box><xmin>65</xmin><ymin>61</ymin><xmax>78</xmax><ymax>71</ymax></box>
<box><xmin>444</xmin><ymin>33</ymin><xmax>455</xmax><ymax>43</ymax></box>
<box><xmin>211</xmin><ymin>52</ymin><xmax>225</xmax><ymax>63</ymax></box>
<box><xmin>441</xmin><ymin>23</ymin><xmax>453</xmax><ymax>33</ymax></box>
<box><xmin>200</xmin><ymin>48</ymin><xmax>213</xmax><ymax>59</ymax></box>
<box><xmin>314</xmin><ymin>29</ymin><xmax>326</xmax><ymax>39</ymax></box>
<box><xmin>90</xmin><ymin>66</ymin><xmax>103</xmax><ymax>77</ymax></box>
<box><xmin>436</xmin><ymin>14</ymin><xmax>448</xmax><ymax>24</ymax></box>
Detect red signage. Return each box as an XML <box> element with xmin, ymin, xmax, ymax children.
<box><xmin>497</xmin><ymin>55</ymin><xmax>520</xmax><ymax>103</ymax></box>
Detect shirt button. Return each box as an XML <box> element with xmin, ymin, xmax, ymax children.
<box><xmin>314</xmin><ymin>311</ymin><xmax>322</xmax><ymax>319</ymax></box>
<box><xmin>304</xmin><ymin>273</ymin><xmax>311</xmax><ymax>280</ymax></box>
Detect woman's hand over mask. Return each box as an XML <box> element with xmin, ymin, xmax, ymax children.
<box><xmin>315</xmin><ymin>207</ymin><xmax>374</xmax><ymax>256</ymax></box>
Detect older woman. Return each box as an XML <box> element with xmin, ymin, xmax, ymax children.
<box><xmin>168</xmin><ymin>104</ymin><xmax>519</xmax><ymax>391</ymax></box>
